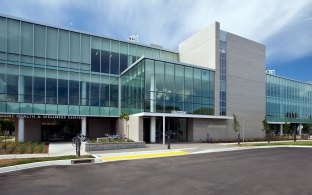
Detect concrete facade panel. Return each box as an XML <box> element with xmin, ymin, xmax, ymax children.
<box><xmin>179</xmin><ymin>22</ymin><xmax>219</xmax><ymax>70</ymax></box>
<box><xmin>225</xmin><ymin>33</ymin><xmax>266</xmax><ymax>139</ymax></box>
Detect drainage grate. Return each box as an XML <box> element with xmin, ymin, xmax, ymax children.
<box><xmin>71</xmin><ymin>158</ymin><xmax>94</xmax><ymax>164</ymax></box>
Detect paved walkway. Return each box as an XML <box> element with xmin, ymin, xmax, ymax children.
<box><xmin>48</xmin><ymin>142</ymin><xmax>89</xmax><ymax>156</ymax></box>
<box><xmin>90</xmin><ymin>142</ymin><xmax>233</xmax><ymax>155</ymax></box>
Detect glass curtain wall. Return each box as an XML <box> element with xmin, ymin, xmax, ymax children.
<box><xmin>121</xmin><ymin>61</ymin><xmax>145</xmax><ymax>114</ymax></box>
<box><xmin>120</xmin><ymin>58</ymin><xmax>215</xmax><ymax>115</ymax></box>
<box><xmin>266</xmin><ymin>74</ymin><xmax>312</xmax><ymax>123</ymax></box>
<box><xmin>0</xmin><ymin>16</ymin><xmax>178</xmax><ymax>116</ymax></box>
<box><xmin>219</xmin><ymin>30</ymin><xmax>227</xmax><ymax>116</ymax></box>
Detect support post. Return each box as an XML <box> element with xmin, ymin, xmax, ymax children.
<box><xmin>18</xmin><ymin>117</ymin><xmax>25</xmax><ymax>142</ymax></box>
<box><xmin>294</xmin><ymin>125</ymin><xmax>297</xmax><ymax>142</ymax></box>
<box><xmin>81</xmin><ymin>117</ymin><xmax>87</xmax><ymax>137</ymax></box>
<box><xmin>150</xmin><ymin>117</ymin><xmax>156</xmax><ymax>143</ymax></box>
<box><xmin>280</xmin><ymin>124</ymin><xmax>283</xmax><ymax>136</ymax></box>
<box><xmin>299</xmin><ymin>123</ymin><xmax>302</xmax><ymax>135</ymax></box>
<box><xmin>162</xmin><ymin>115</ymin><xmax>165</xmax><ymax>145</ymax></box>
<box><xmin>242</xmin><ymin>120</ymin><xmax>245</xmax><ymax>143</ymax></box>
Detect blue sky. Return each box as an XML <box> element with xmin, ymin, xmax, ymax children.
<box><xmin>0</xmin><ymin>0</ymin><xmax>311</xmax><ymax>82</ymax></box>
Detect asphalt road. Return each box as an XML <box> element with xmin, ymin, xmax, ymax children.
<box><xmin>1</xmin><ymin>147</ymin><xmax>312</xmax><ymax>195</ymax></box>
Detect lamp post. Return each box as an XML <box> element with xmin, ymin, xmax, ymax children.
<box><xmin>156</xmin><ymin>88</ymin><xmax>172</xmax><ymax>148</ymax></box>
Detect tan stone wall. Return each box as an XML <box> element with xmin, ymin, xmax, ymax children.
<box><xmin>24</xmin><ymin>119</ymin><xmax>41</xmax><ymax>141</ymax></box>
<box><xmin>88</xmin><ymin>118</ymin><xmax>116</xmax><ymax>139</ymax></box>
<box><xmin>191</xmin><ymin>118</ymin><xmax>230</xmax><ymax>142</ymax></box>
<box><xmin>118</xmin><ymin>116</ymin><xmax>143</xmax><ymax>142</ymax></box>
<box><xmin>14</xmin><ymin>118</ymin><xmax>41</xmax><ymax>142</ymax></box>
<box><xmin>187</xmin><ymin>119</ymin><xmax>194</xmax><ymax>141</ymax></box>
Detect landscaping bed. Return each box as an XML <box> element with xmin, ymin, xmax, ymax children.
<box><xmin>0</xmin><ymin>142</ymin><xmax>49</xmax><ymax>154</ymax></box>
<box><xmin>86</xmin><ymin>138</ymin><xmax>145</xmax><ymax>151</ymax></box>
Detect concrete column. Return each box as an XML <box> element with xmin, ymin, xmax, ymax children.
<box><xmin>81</xmin><ymin>117</ymin><xmax>87</xmax><ymax>137</ymax></box>
<box><xmin>298</xmin><ymin>124</ymin><xmax>302</xmax><ymax>135</ymax></box>
<box><xmin>162</xmin><ymin>115</ymin><xmax>165</xmax><ymax>145</ymax></box>
<box><xmin>81</xmin><ymin>82</ymin><xmax>87</xmax><ymax>106</ymax></box>
<box><xmin>18</xmin><ymin>75</ymin><xmax>24</xmax><ymax>102</ymax></box>
<box><xmin>280</xmin><ymin>124</ymin><xmax>283</xmax><ymax>136</ymax></box>
<box><xmin>18</xmin><ymin>117</ymin><xmax>25</xmax><ymax>142</ymax></box>
<box><xmin>150</xmin><ymin>117</ymin><xmax>156</xmax><ymax>143</ymax></box>
<box><xmin>150</xmin><ymin>74</ymin><xmax>155</xmax><ymax>112</ymax></box>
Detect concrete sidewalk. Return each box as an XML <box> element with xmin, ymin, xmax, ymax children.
<box><xmin>89</xmin><ymin>142</ymin><xmax>233</xmax><ymax>155</ymax></box>
<box><xmin>0</xmin><ymin>142</ymin><xmax>233</xmax><ymax>160</ymax></box>
<box><xmin>0</xmin><ymin>142</ymin><xmax>89</xmax><ymax>160</ymax></box>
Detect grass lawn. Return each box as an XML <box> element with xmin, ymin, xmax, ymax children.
<box><xmin>241</xmin><ymin>140</ymin><xmax>312</xmax><ymax>147</ymax></box>
<box><xmin>0</xmin><ymin>155</ymin><xmax>94</xmax><ymax>168</ymax></box>
<box><xmin>0</xmin><ymin>142</ymin><xmax>48</xmax><ymax>154</ymax></box>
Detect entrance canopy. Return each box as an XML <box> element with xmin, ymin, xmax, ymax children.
<box><xmin>134</xmin><ymin>112</ymin><xmax>232</xmax><ymax>145</ymax></box>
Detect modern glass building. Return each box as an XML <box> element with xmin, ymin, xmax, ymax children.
<box><xmin>0</xmin><ymin>14</ymin><xmax>183</xmax><ymax>142</ymax></box>
<box><xmin>1</xmin><ymin>14</ymin><xmax>309</xmax><ymax>143</ymax></box>
<box><xmin>266</xmin><ymin>74</ymin><xmax>312</xmax><ymax>134</ymax></box>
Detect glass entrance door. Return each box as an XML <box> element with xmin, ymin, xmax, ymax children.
<box><xmin>155</xmin><ymin>117</ymin><xmax>187</xmax><ymax>143</ymax></box>
<box><xmin>41</xmin><ymin>119</ymin><xmax>81</xmax><ymax>142</ymax></box>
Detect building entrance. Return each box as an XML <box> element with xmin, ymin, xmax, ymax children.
<box><xmin>155</xmin><ymin>117</ymin><xmax>188</xmax><ymax>142</ymax></box>
<box><xmin>41</xmin><ymin>119</ymin><xmax>81</xmax><ymax>142</ymax></box>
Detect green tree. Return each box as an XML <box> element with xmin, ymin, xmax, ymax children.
<box><xmin>0</xmin><ymin>119</ymin><xmax>15</xmax><ymax>135</ymax></box>
<box><xmin>0</xmin><ymin>119</ymin><xmax>14</xmax><ymax>150</ymax></box>
<box><xmin>262</xmin><ymin>119</ymin><xmax>272</xmax><ymax>143</ymax></box>
<box><xmin>284</xmin><ymin>119</ymin><xmax>290</xmax><ymax>138</ymax></box>
<box><xmin>119</xmin><ymin>112</ymin><xmax>130</xmax><ymax>138</ymax></box>
<box><xmin>232</xmin><ymin>113</ymin><xmax>241</xmax><ymax>144</ymax></box>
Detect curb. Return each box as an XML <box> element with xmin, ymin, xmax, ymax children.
<box><xmin>0</xmin><ymin>155</ymin><xmax>101</xmax><ymax>174</ymax></box>
<box><xmin>191</xmin><ymin>145</ymin><xmax>312</xmax><ymax>154</ymax></box>
<box><xmin>0</xmin><ymin>160</ymin><xmax>71</xmax><ymax>174</ymax></box>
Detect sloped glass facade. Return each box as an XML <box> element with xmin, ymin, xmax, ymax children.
<box><xmin>266</xmin><ymin>74</ymin><xmax>312</xmax><ymax>123</ymax></box>
<box><xmin>0</xmin><ymin>16</ymin><xmax>178</xmax><ymax>116</ymax></box>
<box><xmin>121</xmin><ymin>58</ymin><xmax>215</xmax><ymax>115</ymax></box>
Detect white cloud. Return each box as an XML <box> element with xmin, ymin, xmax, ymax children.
<box><xmin>0</xmin><ymin>0</ymin><xmax>311</xmax><ymax>63</ymax></box>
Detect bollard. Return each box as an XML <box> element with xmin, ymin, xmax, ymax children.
<box><xmin>167</xmin><ymin>134</ymin><xmax>171</xmax><ymax>150</ymax></box>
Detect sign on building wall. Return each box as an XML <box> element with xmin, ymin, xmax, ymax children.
<box><xmin>0</xmin><ymin>114</ymin><xmax>83</xmax><ymax>120</ymax></box>
<box><xmin>171</xmin><ymin>110</ymin><xmax>187</xmax><ymax>114</ymax></box>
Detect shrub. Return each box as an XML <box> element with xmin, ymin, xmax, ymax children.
<box><xmin>20</xmin><ymin>144</ymin><xmax>26</xmax><ymax>154</ymax></box>
<box><xmin>39</xmin><ymin>143</ymin><xmax>44</xmax><ymax>153</ymax></box>
<box><xmin>30</xmin><ymin>143</ymin><xmax>35</xmax><ymax>153</ymax></box>
<box><xmin>8</xmin><ymin>144</ymin><xmax>16</xmax><ymax>154</ymax></box>
<box><xmin>97</xmin><ymin>137</ymin><xmax>134</xmax><ymax>143</ymax></box>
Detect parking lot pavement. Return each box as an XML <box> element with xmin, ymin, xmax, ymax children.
<box><xmin>1</xmin><ymin>147</ymin><xmax>312</xmax><ymax>195</ymax></box>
